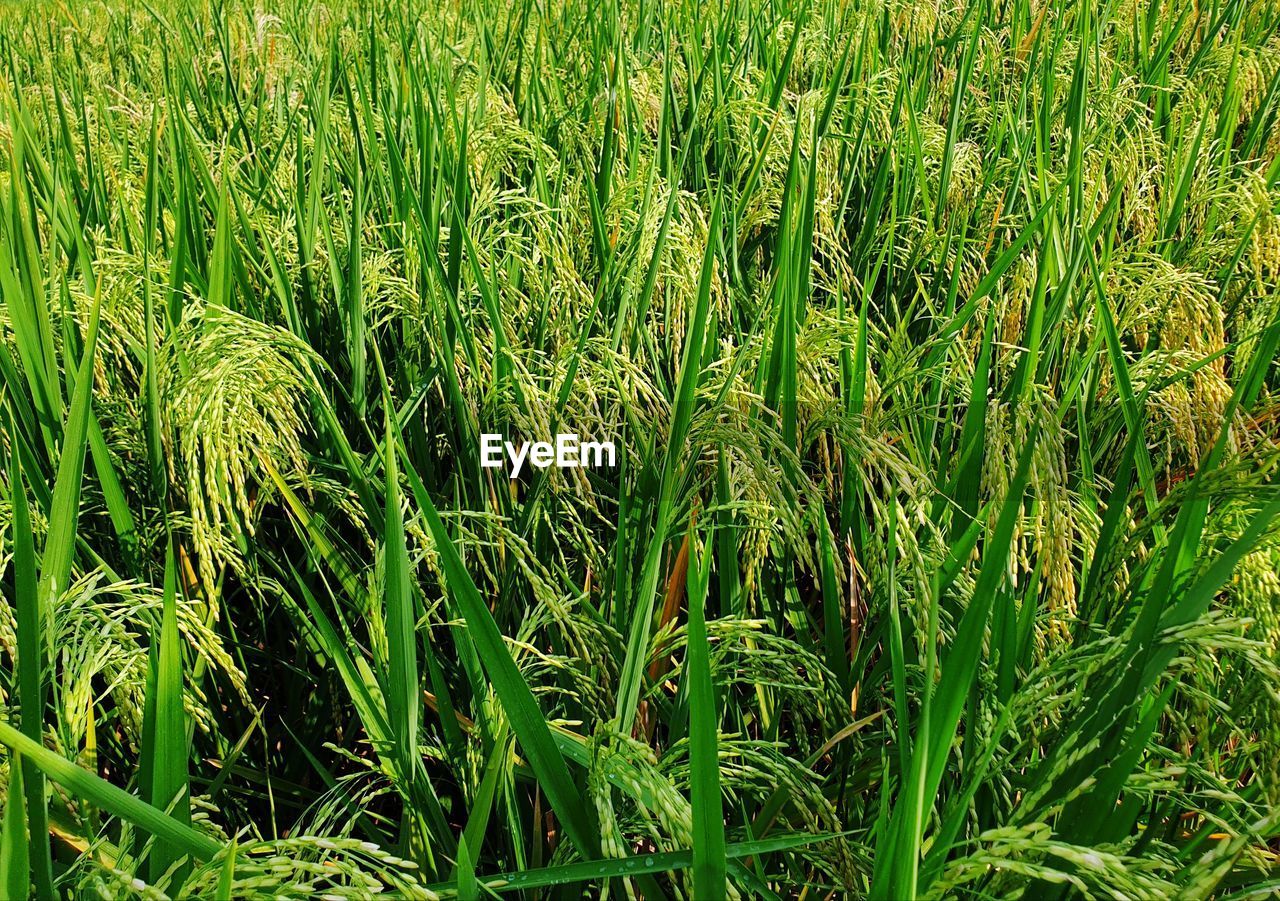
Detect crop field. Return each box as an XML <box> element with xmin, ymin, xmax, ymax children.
<box><xmin>0</xmin><ymin>0</ymin><xmax>1279</xmax><ymax>896</ymax></box>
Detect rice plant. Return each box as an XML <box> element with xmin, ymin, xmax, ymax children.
<box><xmin>1</xmin><ymin>0</ymin><xmax>1279</xmax><ymax>896</ymax></box>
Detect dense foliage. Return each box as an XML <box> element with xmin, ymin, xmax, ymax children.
<box><xmin>1</xmin><ymin>0</ymin><xmax>1280</xmax><ymax>896</ymax></box>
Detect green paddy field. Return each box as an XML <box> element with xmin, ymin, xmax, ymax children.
<box><xmin>1</xmin><ymin>0</ymin><xmax>1279</xmax><ymax>896</ymax></box>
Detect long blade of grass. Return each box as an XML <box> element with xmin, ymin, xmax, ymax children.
<box><xmin>7</xmin><ymin>439</ymin><xmax>52</xmax><ymax>898</ymax></box>
<box><xmin>397</xmin><ymin>442</ymin><xmax>599</xmax><ymax>859</ymax></box>
<box><xmin>145</xmin><ymin>541</ymin><xmax>191</xmax><ymax>884</ymax></box>
<box><xmin>0</xmin><ymin>722</ymin><xmax>222</xmax><ymax>863</ymax></box>
<box><xmin>37</xmin><ymin>286</ymin><xmax>103</xmax><ymax>622</ymax></box>
<box><xmin>615</xmin><ymin>192</ymin><xmax>722</xmax><ymax>732</ymax></box>
<box><xmin>429</xmin><ymin>831</ymin><xmax>842</xmax><ymax>895</ymax></box>
<box><xmin>685</xmin><ymin>525</ymin><xmax>726</xmax><ymax>899</ymax></box>
<box><xmin>0</xmin><ymin>753</ymin><xmax>28</xmax><ymax>901</ymax></box>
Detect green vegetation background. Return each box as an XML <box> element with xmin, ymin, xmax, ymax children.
<box><xmin>0</xmin><ymin>0</ymin><xmax>1279</xmax><ymax>896</ymax></box>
